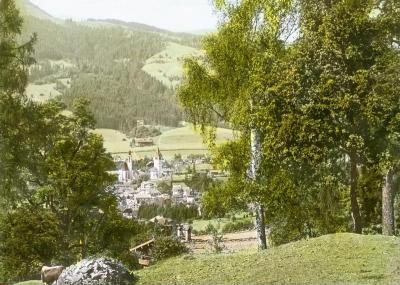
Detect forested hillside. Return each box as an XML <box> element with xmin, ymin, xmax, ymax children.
<box><xmin>19</xmin><ymin>2</ymin><xmax>201</xmax><ymax>131</ymax></box>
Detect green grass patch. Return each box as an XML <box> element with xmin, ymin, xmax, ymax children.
<box><xmin>142</xmin><ymin>42</ymin><xmax>202</xmax><ymax>88</ymax></box>
<box><xmin>136</xmin><ymin>233</ymin><xmax>400</xmax><ymax>285</ymax></box>
<box><xmin>192</xmin><ymin>213</ymin><xmax>251</xmax><ymax>233</ymax></box>
<box><xmin>95</xmin><ymin>125</ymin><xmax>235</xmax><ymax>159</ymax></box>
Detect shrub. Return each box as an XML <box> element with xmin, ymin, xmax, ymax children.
<box><xmin>222</xmin><ymin>220</ymin><xmax>254</xmax><ymax>233</ymax></box>
<box><xmin>152</xmin><ymin>237</ymin><xmax>188</xmax><ymax>261</ymax></box>
<box><xmin>205</xmin><ymin>223</ymin><xmax>217</xmax><ymax>234</ymax></box>
<box><xmin>210</xmin><ymin>231</ymin><xmax>225</xmax><ymax>253</ymax></box>
<box><xmin>133</xmin><ymin>126</ymin><xmax>161</xmax><ymax>138</ymax></box>
<box><xmin>0</xmin><ymin>208</ymin><xmax>62</xmax><ymax>282</ymax></box>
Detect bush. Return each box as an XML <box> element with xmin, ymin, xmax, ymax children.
<box><xmin>210</xmin><ymin>231</ymin><xmax>225</xmax><ymax>253</ymax></box>
<box><xmin>153</xmin><ymin>237</ymin><xmax>188</xmax><ymax>261</ymax></box>
<box><xmin>222</xmin><ymin>220</ymin><xmax>254</xmax><ymax>233</ymax></box>
<box><xmin>133</xmin><ymin>126</ymin><xmax>161</xmax><ymax>138</ymax></box>
<box><xmin>205</xmin><ymin>223</ymin><xmax>217</xmax><ymax>234</ymax></box>
<box><xmin>0</xmin><ymin>208</ymin><xmax>62</xmax><ymax>282</ymax></box>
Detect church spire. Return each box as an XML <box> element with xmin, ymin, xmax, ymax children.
<box><xmin>156</xmin><ymin>148</ymin><xmax>163</xmax><ymax>160</ymax></box>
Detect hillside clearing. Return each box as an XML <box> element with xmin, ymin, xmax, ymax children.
<box><xmin>142</xmin><ymin>42</ymin><xmax>202</xmax><ymax>88</ymax></box>
<box><xmin>94</xmin><ymin>126</ymin><xmax>235</xmax><ymax>158</ymax></box>
<box><xmin>137</xmin><ymin>233</ymin><xmax>400</xmax><ymax>285</ymax></box>
<box><xmin>92</xmin><ymin>129</ymin><xmax>131</xmax><ymax>154</ymax></box>
<box><xmin>26</xmin><ymin>83</ymin><xmax>60</xmax><ymax>103</ymax></box>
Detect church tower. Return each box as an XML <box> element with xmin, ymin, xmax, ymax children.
<box><xmin>153</xmin><ymin>148</ymin><xmax>163</xmax><ymax>174</ymax></box>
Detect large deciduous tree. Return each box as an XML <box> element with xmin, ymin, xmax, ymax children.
<box><xmin>265</xmin><ymin>0</ymin><xmax>400</xmax><ymax>234</ymax></box>
<box><xmin>178</xmin><ymin>0</ymin><xmax>296</xmax><ymax>249</ymax></box>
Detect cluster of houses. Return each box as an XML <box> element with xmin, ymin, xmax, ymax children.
<box><xmin>110</xmin><ymin>149</ymin><xmax>201</xmax><ymax>219</ymax></box>
<box><xmin>115</xmin><ymin>149</ymin><xmax>173</xmax><ymax>183</ymax></box>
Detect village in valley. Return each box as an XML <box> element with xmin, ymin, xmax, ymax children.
<box><xmin>3</xmin><ymin>0</ymin><xmax>400</xmax><ymax>284</ymax></box>
<box><xmin>111</xmin><ymin>147</ymin><xmax>204</xmax><ymax>220</ymax></box>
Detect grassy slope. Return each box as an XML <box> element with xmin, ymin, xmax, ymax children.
<box><xmin>93</xmin><ymin>128</ymin><xmax>131</xmax><ymax>154</ymax></box>
<box><xmin>26</xmin><ymin>83</ymin><xmax>60</xmax><ymax>103</ymax></box>
<box><xmin>95</xmin><ymin>125</ymin><xmax>235</xmax><ymax>158</ymax></box>
<box><xmin>137</xmin><ymin>233</ymin><xmax>400</xmax><ymax>285</ymax></box>
<box><xmin>142</xmin><ymin>42</ymin><xmax>202</xmax><ymax>88</ymax></box>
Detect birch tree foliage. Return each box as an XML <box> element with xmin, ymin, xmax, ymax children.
<box><xmin>178</xmin><ymin>0</ymin><xmax>295</xmax><ymax>135</ymax></box>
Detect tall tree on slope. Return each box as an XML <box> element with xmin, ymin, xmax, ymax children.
<box><xmin>178</xmin><ymin>0</ymin><xmax>296</xmax><ymax>249</ymax></box>
<box><xmin>264</xmin><ymin>0</ymin><xmax>400</xmax><ymax>234</ymax></box>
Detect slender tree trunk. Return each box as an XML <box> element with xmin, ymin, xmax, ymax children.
<box><xmin>349</xmin><ymin>154</ymin><xmax>362</xmax><ymax>234</ymax></box>
<box><xmin>255</xmin><ymin>202</ymin><xmax>267</xmax><ymax>249</ymax></box>
<box><xmin>382</xmin><ymin>168</ymin><xmax>395</xmax><ymax>236</ymax></box>
<box><xmin>249</xmin><ymin>127</ymin><xmax>267</xmax><ymax>250</ymax></box>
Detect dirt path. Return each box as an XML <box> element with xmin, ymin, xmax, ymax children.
<box><xmin>189</xmin><ymin>230</ymin><xmax>258</xmax><ymax>254</ymax></box>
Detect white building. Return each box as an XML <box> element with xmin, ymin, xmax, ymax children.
<box><xmin>117</xmin><ymin>152</ymin><xmax>136</xmax><ymax>183</ymax></box>
<box><xmin>150</xmin><ymin>148</ymin><xmax>165</xmax><ymax>180</ymax></box>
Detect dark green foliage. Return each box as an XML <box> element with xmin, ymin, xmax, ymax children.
<box><xmin>0</xmin><ymin>0</ymin><xmax>36</xmax><ymax>94</ymax></box>
<box><xmin>153</xmin><ymin>236</ymin><xmax>188</xmax><ymax>261</ymax></box>
<box><xmin>0</xmin><ymin>208</ymin><xmax>61</xmax><ymax>282</ymax></box>
<box><xmin>62</xmin><ymin>71</ymin><xmax>180</xmax><ymax>131</ymax></box>
<box><xmin>94</xmin><ymin>212</ymin><xmax>140</xmax><ymax>270</ymax></box>
<box><xmin>0</xmin><ymin>2</ymin><xmax>145</xmax><ymax>281</ymax></box>
<box><xmin>157</xmin><ymin>181</ymin><xmax>172</xmax><ymax>194</ymax></box>
<box><xmin>201</xmin><ymin>182</ymin><xmax>241</xmax><ymax>219</ymax></box>
<box><xmin>185</xmin><ymin>173</ymin><xmax>215</xmax><ymax>193</ymax></box>
<box><xmin>221</xmin><ymin>220</ymin><xmax>253</xmax><ymax>233</ymax></box>
<box><xmin>132</xmin><ymin>126</ymin><xmax>162</xmax><ymax>138</ymax></box>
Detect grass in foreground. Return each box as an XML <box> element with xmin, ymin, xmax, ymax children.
<box><xmin>137</xmin><ymin>233</ymin><xmax>400</xmax><ymax>285</ymax></box>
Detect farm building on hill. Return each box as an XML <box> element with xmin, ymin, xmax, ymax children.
<box><xmin>134</xmin><ymin>137</ymin><xmax>154</xmax><ymax>147</ymax></box>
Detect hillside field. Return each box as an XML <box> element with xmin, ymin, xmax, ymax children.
<box><xmin>137</xmin><ymin>233</ymin><xmax>400</xmax><ymax>285</ymax></box>
<box><xmin>142</xmin><ymin>41</ymin><xmax>203</xmax><ymax>88</ymax></box>
<box><xmin>94</xmin><ymin>125</ymin><xmax>235</xmax><ymax>159</ymax></box>
<box><xmin>26</xmin><ymin>83</ymin><xmax>61</xmax><ymax>103</ymax></box>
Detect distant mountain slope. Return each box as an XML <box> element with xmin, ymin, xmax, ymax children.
<box><xmin>17</xmin><ymin>0</ymin><xmax>205</xmax><ymax>131</ymax></box>
<box><xmin>15</xmin><ymin>0</ymin><xmax>56</xmax><ymax>22</ymax></box>
<box><xmin>86</xmin><ymin>19</ymin><xmax>173</xmax><ymax>35</ymax></box>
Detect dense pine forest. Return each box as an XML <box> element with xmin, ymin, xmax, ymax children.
<box><xmin>20</xmin><ymin>11</ymin><xmax>200</xmax><ymax>131</ymax></box>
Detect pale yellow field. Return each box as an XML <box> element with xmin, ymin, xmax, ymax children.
<box><xmin>142</xmin><ymin>42</ymin><xmax>203</xmax><ymax>88</ymax></box>
<box><xmin>94</xmin><ymin>125</ymin><xmax>235</xmax><ymax>159</ymax></box>
<box><xmin>92</xmin><ymin>128</ymin><xmax>131</xmax><ymax>154</ymax></box>
<box><xmin>59</xmin><ymin>78</ymin><xmax>72</xmax><ymax>88</ymax></box>
<box><xmin>26</xmin><ymin>83</ymin><xmax>61</xmax><ymax>103</ymax></box>
<box><xmin>49</xmin><ymin>60</ymin><xmax>75</xmax><ymax>69</ymax></box>
<box><xmin>26</xmin><ymin>77</ymin><xmax>71</xmax><ymax>103</ymax></box>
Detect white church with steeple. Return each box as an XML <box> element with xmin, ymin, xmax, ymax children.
<box><xmin>118</xmin><ymin>151</ymin><xmax>135</xmax><ymax>183</ymax></box>
<box><xmin>150</xmin><ymin>148</ymin><xmax>165</xmax><ymax>180</ymax></box>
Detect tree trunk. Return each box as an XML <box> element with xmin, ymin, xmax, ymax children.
<box><xmin>255</xmin><ymin>203</ymin><xmax>267</xmax><ymax>249</ymax></box>
<box><xmin>349</xmin><ymin>154</ymin><xmax>362</xmax><ymax>234</ymax></box>
<box><xmin>249</xmin><ymin>127</ymin><xmax>267</xmax><ymax>250</ymax></box>
<box><xmin>382</xmin><ymin>168</ymin><xmax>395</xmax><ymax>236</ymax></box>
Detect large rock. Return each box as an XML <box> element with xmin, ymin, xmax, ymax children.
<box><xmin>56</xmin><ymin>257</ymin><xmax>135</xmax><ymax>285</ymax></box>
